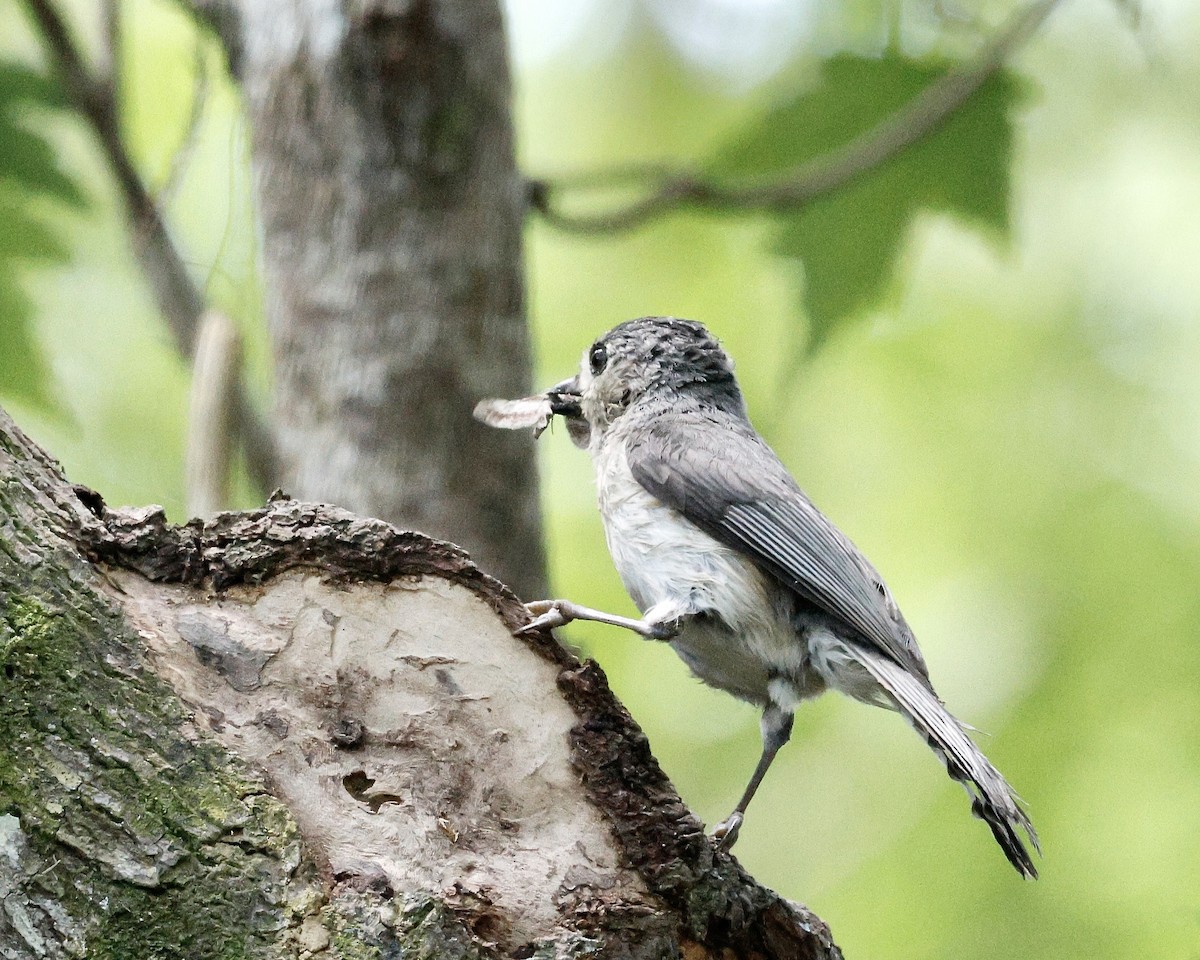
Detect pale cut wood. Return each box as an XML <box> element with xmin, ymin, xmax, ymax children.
<box><xmin>0</xmin><ymin>406</ymin><xmax>842</xmax><ymax>958</ymax></box>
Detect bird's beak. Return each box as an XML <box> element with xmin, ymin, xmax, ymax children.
<box><xmin>546</xmin><ymin>376</ymin><xmax>582</xmax><ymax>418</ymax></box>
<box><xmin>545</xmin><ymin>375</ymin><xmax>589</xmax><ymax>448</ymax></box>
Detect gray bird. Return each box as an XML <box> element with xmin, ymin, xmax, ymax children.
<box><xmin>507</xmin><ymin>316</ymin><xmax>1039</xmax><ymax>877</ymax></box>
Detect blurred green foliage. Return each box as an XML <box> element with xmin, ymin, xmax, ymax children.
<box><xmin>3</xmin><ymin>1</ymin><xmax>1200</xmax><ymax>959</ymax></box>
<box><xmin>713</xmin><ymin>51</ymin><xmax>1019</xmax><ymax>351</ymax></box>
<box><xmin>0</xmin><ymin>62</ymin><xmax>83</xmax><ymax>413</ymax></box>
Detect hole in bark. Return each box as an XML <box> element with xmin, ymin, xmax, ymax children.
<box><xmin>72</xmin><ymin>484</ymin><xmax>106</xmax><ymax>517</ymax></box>
<box><xmin>343</xmin><ymin>770</ymin><xmax>376</xmax><ymax>797</ymax></box>
<box><xmin>342</xmin><ymin>770</ymin><xmax>405</xmax><ymax>813</ymax></box>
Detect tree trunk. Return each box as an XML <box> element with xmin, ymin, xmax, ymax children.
<box><xmin>0</xmin><ymin>406</ymin><xmax>841</xmax><ymax>959</ymax></box>
<box><xmin>225</xmin><ymin>0</ymin><xmax>547</xmax><ymax>600</ymax></box>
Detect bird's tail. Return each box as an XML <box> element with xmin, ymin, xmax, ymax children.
<box><xmin>853</xmin><ymin>645</ymin><xmax>1041</xmax><ymax>879</ymax></box>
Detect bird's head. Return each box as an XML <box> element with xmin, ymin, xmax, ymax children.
<box><xmin>474</xmin><ymin>318</ymin><xmax>742</xmax><ymax>448</ymax></box>
<box><xmin>563</xmin><ymin>317</ymin><xmax>744</xmax><ymax>441</ymax></box>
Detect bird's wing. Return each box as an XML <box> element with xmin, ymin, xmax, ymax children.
<box><xmin>626</xmin><ymin>411</ymin><xmax>929</xmax><ymax>678</ymax></box>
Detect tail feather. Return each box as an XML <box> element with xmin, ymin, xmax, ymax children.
<box><xmin>853</xmin><ymin>645</ymin><xmax>1041</xmax><ymax>879</ymax></box>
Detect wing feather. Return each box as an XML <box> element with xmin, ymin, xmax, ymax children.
<box><xmin>626</xmin><ymin>411</ymin><xmax>928</xmax><ymax>678</ymax></box>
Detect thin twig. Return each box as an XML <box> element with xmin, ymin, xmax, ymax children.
<box><xmin>24</xmin><ymin>0</ymin><xmax>205</xmax><ymax>354</ymax></box>
<box><xmin>530</xmin><ymin>0</ymin><xmax>1066</xmax><ymax>234</ymax></box>
<box><xmin>186</xmin><ymin>310</ymin><xmax>240</xmax><ymax>518</ymax></box>
<box><xmin>100</xmin><ymin>0</ymin><xmax>121</xmax><ymax>125</ymax></box>
<box><xmin>22</xmin><ymin>0</ymin><xmax>276</xmax><ymax>494</ymax></box>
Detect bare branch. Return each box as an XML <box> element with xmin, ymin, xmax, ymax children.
<box><xmin>99</xmin><ymin>0</ymin><xmax>121</xmax><ymax>122</ymax></box>
<box><xmin>24</xmin><ymin>0</ymin><xmax>205</xmax><ymax>354</ymax></box>
<box><xmin>530</xmin><ymin>0</ymin><xmax>1067</xmax><ymax>234</ymax></box>
<box><xmin>185</xmin><ymin>311</ymin><xmax>240</xmax><ymax>518</ymax></box>
<box><xmin>22</xmin><ymin>0</ymin><xmax>276</xmax><ymax>494</ymax></box>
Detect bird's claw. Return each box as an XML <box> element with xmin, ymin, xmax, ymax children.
<box><xmin>519</xmin><ymin>600</ymin><xmax>570</xmax><ymax>635</ymax></box>
<box><xmin>711</xmin><ymin>811</ymin><xmax>743</xmax><ymax>851</ymax></box>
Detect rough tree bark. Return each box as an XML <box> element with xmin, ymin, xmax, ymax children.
<box><xmin>24</xmin><ymin>0</ymin><xmax>543</xmax><ymax>592</ymax></box>
<box><xmin>0</xmin><ymin>407</ymin><xmax>841</xmax><ymax>958</ymax></box>
<box><xmin>223</xmin><ymin>0</ymin><xmax>547</xmax><ymax>600</ymax></box>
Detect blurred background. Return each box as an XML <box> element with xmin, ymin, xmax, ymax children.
<box><xmin>3</xmin><ymin>0</ymin><xmax>1199</xmax><ymax>957</ymax></box>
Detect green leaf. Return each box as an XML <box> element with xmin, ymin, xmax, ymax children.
<box><xmin>711</xmin><ymin>52</ymin><xmax>1022</xmax><ymax>352</ymax></box>
<box><xmin>0</xmin><ymin>275</ymin><xmax>55</xmax><ymax>412</ymax></box>
<box><xmin>0</xmin><ymin>62</ymin><xmax>87</xmax><ymax>415</ymax></box>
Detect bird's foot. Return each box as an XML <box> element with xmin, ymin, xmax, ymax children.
<box><xmin>519</xmin><ymin>599</ymin><xmax>573</xmax><ymax>635</ymax></box>
<box><xmin>711</xmin><ymin>811</ymin><xmax>743</xmax><ymax>851</ymax></box>
<box><xmin>518</xmin><ymin>599</ymin><xmax>679</xmax><ymax>640</ymax></box>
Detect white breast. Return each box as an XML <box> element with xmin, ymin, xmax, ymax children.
<box><xmin>591</xmin><ymin>435</ymin><xmax>809</xmax><ymax>704</ymax></box>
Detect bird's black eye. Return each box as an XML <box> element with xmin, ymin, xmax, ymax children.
<box><xmin>589</xmin><ymin>342</ymin><xmax>608</xmax><ymax>375</ymax></box>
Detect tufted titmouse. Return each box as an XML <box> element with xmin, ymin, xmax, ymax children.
<box><xmin>476</xmin><ymin>316</ymin><xmax>1039</xmax><ymax>877</ymax></box>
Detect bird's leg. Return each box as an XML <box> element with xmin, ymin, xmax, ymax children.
<box><xmin>520</xmin><ymin>599</ymin><xmax>683</xmax><ymax>640</ymax></box>
<box><xmin>712</xmin><ymin>706</ymin><xmax>794</xmax><ymax>850</ymax></box>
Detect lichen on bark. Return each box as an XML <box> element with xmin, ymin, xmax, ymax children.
<box><xmin>1</xmin><ymin>512</ymin><xmax>313</xmax><ymax>959</ymax></box>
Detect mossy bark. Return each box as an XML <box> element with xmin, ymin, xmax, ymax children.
<box><xmin>1</xmin><ymin>419</ymin><xmax>316</xmax><ymax>958</ymax></box>
<box><xmin>0</xmin><ymin>407</ymin><xmax>841</xmax><ymax>959</ymax></box>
